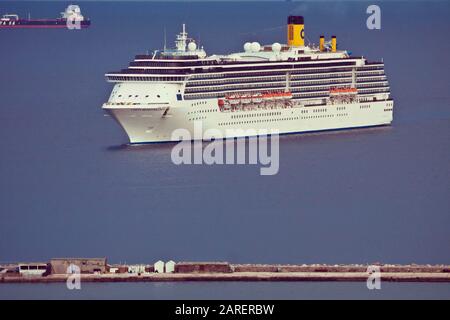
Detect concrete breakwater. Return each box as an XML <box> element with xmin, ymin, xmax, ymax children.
<box><xmin>1</xmin><ymin>259</ymin><xmax>450</xmax><ymax>283</ymax></box>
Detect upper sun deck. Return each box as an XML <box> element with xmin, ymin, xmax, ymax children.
<box><xmin>133</xmin><ymin>42</ymin><xmax>351</xmax><ymax>64</ymax></box>
<box><xmin>105</xmin><ymin>21</ymin><xmax>383</xmax><ymax>80</ymax></box>
<box><xmin>133</xmin><ymin>23</ymin><xmax>351</xmax><ymax>64</ymax></box>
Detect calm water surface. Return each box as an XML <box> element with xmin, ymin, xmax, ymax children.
<box><xmin>1</xmin><ymin>282</ymin><xmax>450</xmax><ymax>300</ymax></box>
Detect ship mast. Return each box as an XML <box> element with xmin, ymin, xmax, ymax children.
<box><xmin>175</xmin><ymin>23</ymin><xmax>188</xmax><ymax>52</ymax></box>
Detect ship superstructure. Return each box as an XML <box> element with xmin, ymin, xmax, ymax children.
<box><xmin>103</xmin><ymin>16</ymin><xmax>393</xmax><ymax>143</ymax></box>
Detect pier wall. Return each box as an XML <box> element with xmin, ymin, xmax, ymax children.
<box><xmin>2</xmin><ymin>260</ymin><xmax>450</xmax><ymax>283</ymax></box>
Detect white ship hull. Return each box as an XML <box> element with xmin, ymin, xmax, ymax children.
<box><xmin>102</xmin><ymin>20</ymin><xmax>394</xmax><ymax>143</ymax></box>
<box><xmin>104</xmin><ymin>99</ymin><xmax>393</xmax><ymax>144</ymax></box>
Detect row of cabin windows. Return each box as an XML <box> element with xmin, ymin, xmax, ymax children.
<box><xmin>186</xmin><ymin>81</ymin><xmax>359</xmax><ymax>95</ymax></box>
<box><xmin>302</xmin><ymin>114</ymin><xmax>335</xmax><ymax>120</ymax></box>
<box><xmin>108</xmin><ymin>69</ymin><xmax>384</xmax><ymax>84</ymax></box>
<box><xmin>131</xmin><ymin>60</ymin><xmax>219</xmax><ymax>67</ymax></box>
<box><xmin>218</xmin><ymin>117</ymin><xmax>299</xmax><ymax>126</ymax></box>
<box><xmin>188</xmin><ymin>109</ymin><xmax>217</xmax><ymax>115</ymax></box>
<box><xmin>188</xmin><ymin>76</ymin><xmax>286</xmax><ymax>86</ymax></box>
<box><xmin>189</xmin><ymin>67</ymin><xmax>355</xmax><ymax>80</ymax></box>
<box><xmin>356</xmin><ymin>66</ymin><xmax>384</xmax><ymax>71</ymax></box>
<box><xmin>357</xmin><ymin>82</ymin><xmax>389</xmax><ymax>88</ymax></box>
<box><xmin>357</xmin><ymin>76</ymin><xmax>387</xmax><ymax>82</ymax></box>
<box><xmin>295</xmin><ymin>93</ymin><xmax>330</xmax><ymax>98</ymax></box>
<box><xmin>231</xmin><ymin>111</ymin><xmax>281</xmax><ymax>119</ymax></box>
<box><xmin>120</xmin><ymin>65</ymin><xmax>356</xmax><ymax>77</ymax></box>
<box><xmin>187</xmin><ymin>73</ymin><xmax>353</xmax><ymax>87</ymax></box>
<box><xmin>185</xmin><ymin>81</ymin><xmax>388</xmax><ymax>97</ymax></box>
<box><xmin>108</xmin><ymin>76</ymin><xmax>185</xmax><ymax>81</ymax></box>
<box><xmin>131</xmin><ymin>59</ymin><xmax>365</xmax><ymax>68</ymax></box>
<box><xmin>185</xmin><ymin>91</ymin><xmax>331</xmax><ymax>100</ymax></box>
<box><xmin>189</xmin><ymin>116</ymin><xmax>207</xmax><ymax>121</ymax></box>
<box><xmin>356</xmin><ymin>71</ymin><xmax>385</xmax><ymax>77</ymax></box>
<box><xmin>186</xmin><ymin>77</ymin><xmax>353</xmax><ymax>90</ymax></box>
<box><xmin>292</xmin><ymin>72</ymin><xmax>354</xmax><ymax>80</ymax></box>
<box><xmin>183</xmin><ymin>62</ymin><xmax>357</xmax><ymax>75</ymax></box>
<box><xmin>359</xmin><ymin>97</ymin><xmax>383</xmax><ymax>102</ymax></box>
<box><xmin>185</xmin><ymin>82</ymin><xmax>286</xmax><ymax>93</ymax></box>
<box><xmin>173</xmin><ymin>112</ymin><xmax>352</xmax><ymax>123</ymax></box>
<box><xmin>191</xmin><ymin>101</ymin><xmax>208</xmax><ymax>106</ymax></box>
<box><xmin>117</xmin><ymin>94</ymin><xmax>161</xmax><ymax>98</ymax></box>
<box><xmin>358</xmin><ymin>88</ymin><xmax>390</xmax><ymax>94</ymax></box>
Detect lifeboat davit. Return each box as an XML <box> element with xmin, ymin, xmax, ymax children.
<box><xmin>241</xmin><ymin>94</ymin><xmax>252</xmax><ymax>104</ymax></box>
<box><xmin>251</xmin><ymin>93</ymin><xmax>263</xmax><ymax>104</ymax></box>
<box><xmin>226</xmin><ymin>94</ymin><xmax>240</xmax><ymax>105</ymax></box>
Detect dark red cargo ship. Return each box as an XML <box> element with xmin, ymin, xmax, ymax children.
<box><xmin>0</xmin><ymin>5</ymin><xmax>90</xmax><ymax>29</ymax></box>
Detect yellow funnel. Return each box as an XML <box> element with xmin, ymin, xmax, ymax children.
<box><xmin>287</xmin><ymin>16</ymin><xmax>304</xmax><ymax>47</ymax></box>
<box><xmin>331</xmin><ymin>36</ymin><xmax>337</xmax><ymax>52</ymax></box>
<box><xmin>319</xmin><ymin>35</ymin><xmax>325</xmax><ymax>51</ymax></box>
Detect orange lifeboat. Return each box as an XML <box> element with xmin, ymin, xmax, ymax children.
<box><xmin>330</xmin><ymin>87</ymin><xmax>357</xmax><ymax>94</ymax></box>
<box><xmin>226</xmin><ymin>94</ymin><xmax>240</xmax><ymax>105</ymax></box>
<box><xmin>262</xmin><ymin>91</ymin><xmax>292</xmax><ymax>100</ymax></box>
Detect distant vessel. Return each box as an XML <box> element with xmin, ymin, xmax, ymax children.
<box><xmin>103</xmin><ymin>16</ymin><xmax>393</xmax><ymax>144</ymax></box>
<box><xmin>0</xmin><ymin>5</ymin><xmax>90</xmax><ymax>29</ymax></box>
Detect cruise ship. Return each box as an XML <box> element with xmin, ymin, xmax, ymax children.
<box><xmin>103</xmin><ymin>16</ymin><xmax>393</xmax><ymax>143</ymax></box>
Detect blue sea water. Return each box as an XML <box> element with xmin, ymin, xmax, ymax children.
<box><xmin>1</xmin><ymin>281</ymin><xmax>450</xmax><ymax>300</ymax></box>
<box><xmin>0</xmin><ymin>1</ymin><xmax>449</xmax><ymax>299</ymax></box>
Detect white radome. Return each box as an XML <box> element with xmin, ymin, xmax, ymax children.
<box><xmin>243</xmin><ymin>42</ymin><xmax>252</xmax><ymax>52</ymax></box>
<box><xmin>251</xmin><ymin>42</ymin><xmax>261</xmax><ymax>52</ymax></box>
<box><xmin>272</xmin><ymin>42</ymin><xmax>282</xmax><ymax>52</ymax></box>
<box><xmin>187</xmin><ymin>42</ymin><xmax>197</xmax><ymax>51</ymax></box>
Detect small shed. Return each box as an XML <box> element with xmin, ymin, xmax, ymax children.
<box><xmin>165</xmin><ymin>260</ymin><xmax>176</xmax><ymax>273</ymax></box>
<box><xmin>154</xmin><ymin>260</ymin><xmax>164</xmax><ymax>273</ymax></box>
<box><xmin>128</xmin><ymin>265</ymin><xmax>146</xmax><ymax>274</ymax></box>
<box><xmin>18</xmin><ymin>263</ymin><xmax>49</xmax><ymax>276</ymax></box>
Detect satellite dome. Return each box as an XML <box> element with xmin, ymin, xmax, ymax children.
<box><xmin>251</xmin><ymin>42</ymin><xmax>261</xmax><ymax>52</ymax></box>
<box><xmin>244</xmin><ymin>42</ymin><xmax>252</xmax><ymax>52</ymax></box>
<box><xmin>272</xmin><ymin>42</ymin><xmax>282</xmax><ymax>53</ymax></box>
<box><xmin>187</xmin><ymin>42</ymin><xmax>197</xmax><ymax>51</ymax></box>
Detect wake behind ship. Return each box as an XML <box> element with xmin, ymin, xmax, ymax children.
<box><xmin>103</xmin><ymin>16</ymin><xmax>393</xmax><ymax>143</ymax></box>
<box><xmin>0</xmin><ymin>5</ymin><xmax>90</xmax><ymax>29</ymax></box>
